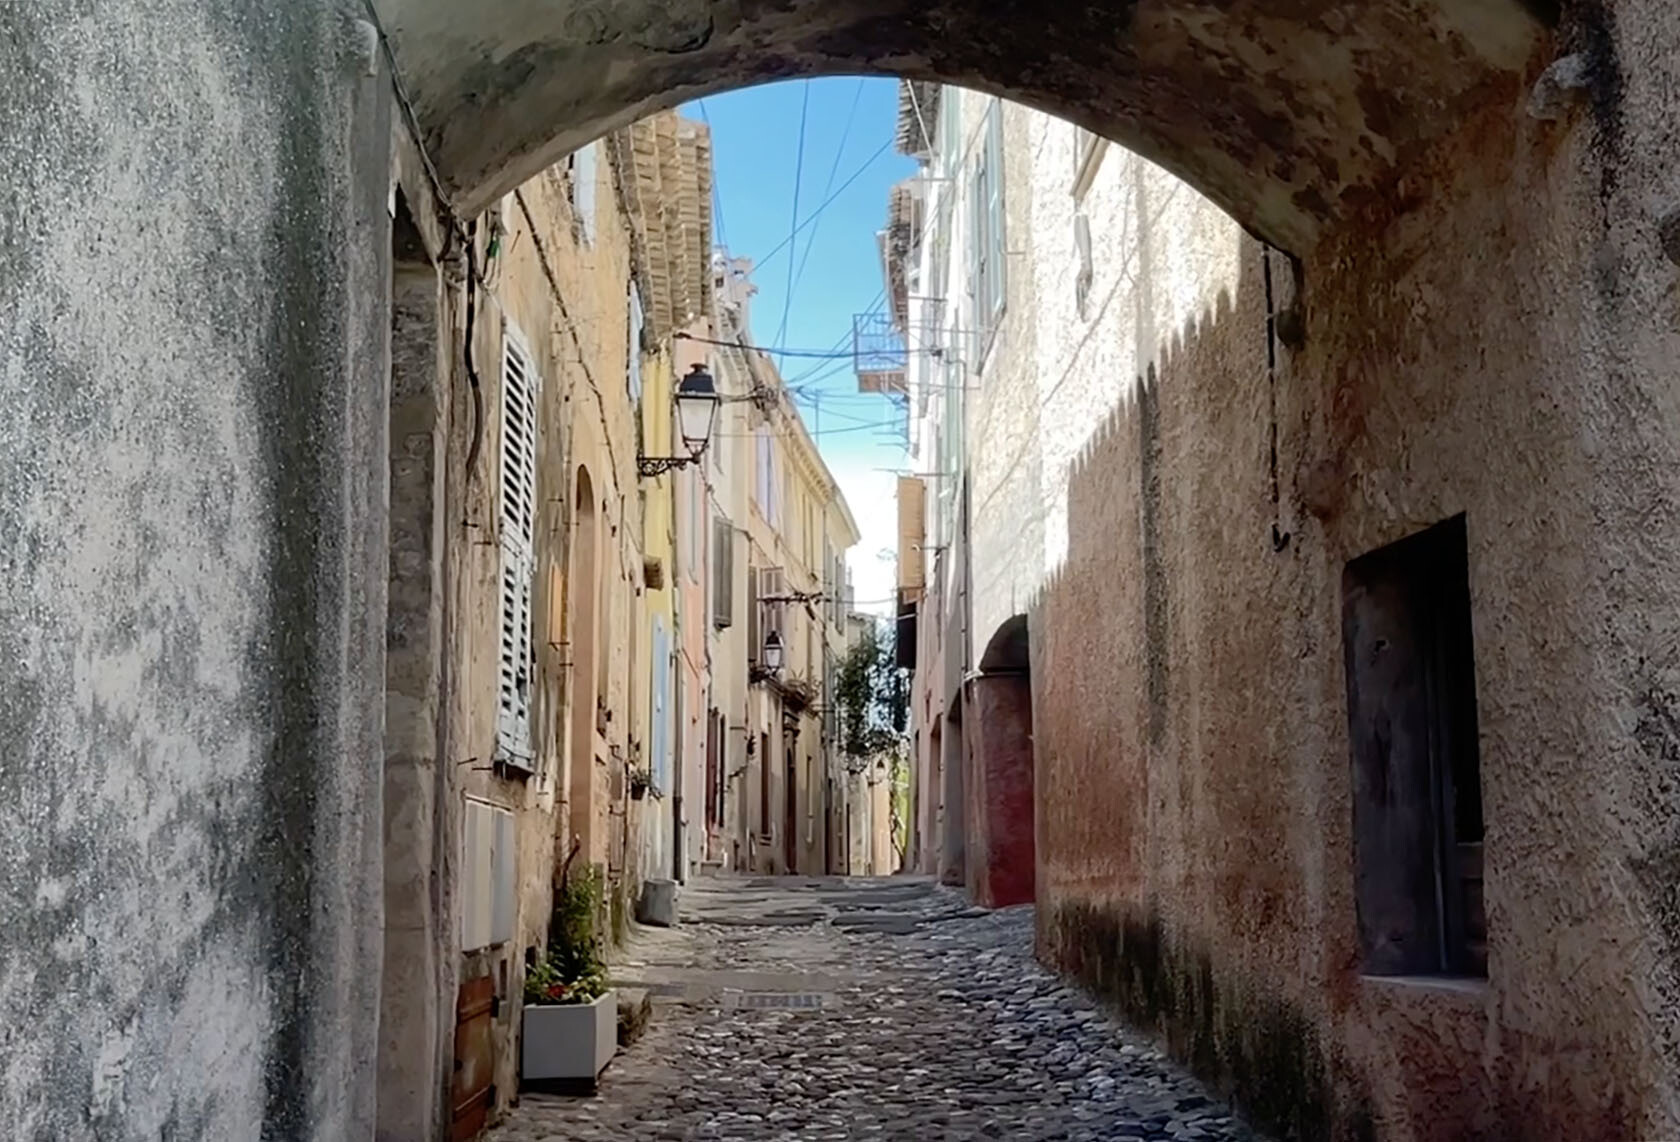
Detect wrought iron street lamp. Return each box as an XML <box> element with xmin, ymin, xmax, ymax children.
<box><xmin>638</xmin><ymin>363</ymin><xmax>720</xmax><ymax>478</ymax></box>
<box><xmin>762</xmin><ymin>631</ymin><xmax>785</xmax><ymax>673</ymax></box>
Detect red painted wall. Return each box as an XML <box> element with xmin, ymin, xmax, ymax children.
<box><xmin>964</xmin><ymin>674</ymin><xmax>1035</xmax><ymax>909</ymax></box>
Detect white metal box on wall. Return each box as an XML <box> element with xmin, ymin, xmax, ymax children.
<box><xmin>460</xmin><ymin>798</ymin><xmax>517</xmax><ymax>951</ymax></box>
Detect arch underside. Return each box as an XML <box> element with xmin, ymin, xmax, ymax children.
<box><xmin>373</xmin><ymin>0</ymin><xmax>1547</xmax><ymax>251</ymax></box>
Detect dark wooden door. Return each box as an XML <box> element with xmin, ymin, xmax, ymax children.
<box><xmin>784</xmin><ymin>748</ymin><xmax>797</xmax><ymax>873</ymax></box>
<box><xmin>450</xmin><ymin>976</ymin><xmax>496</xmax><ymax>1140</ymax></box>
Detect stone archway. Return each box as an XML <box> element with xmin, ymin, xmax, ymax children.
<box><xmin>373</xmin><ymin>0</ymin><xmax>1550</xmax><ymax>250</ymax></box>
<box><xmin>964</xmin><ymin>615</ymin><xmax>1035</xmax><ymax>909</ymax></box>
<box><xmin>9</xmin><ymin>1</ymin><xmax>1680</xmax><ymax>1140</ymax></box>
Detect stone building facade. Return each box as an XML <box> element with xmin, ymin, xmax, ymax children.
<box><xmin>893</xmin><ymin>55</ymin><xmax>1680</xmax><ymax>1139</ymax></box>
<box><xmin>378</xmin><ymin>112</ymin><xmax>715</xmax><ymax>1137</ymax></box>
<box><xmin>732</xmin><ymin>311</ymin><xmax>862</xmax><ymax>876</ymax></box>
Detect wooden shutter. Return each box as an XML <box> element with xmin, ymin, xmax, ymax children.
<box><xmin>747</xmin><ymin>565</ymin><xmax>761</xmax><ymax>664</ymax></box>
<box><xmin>713</xmin><ymin>517</ymin><xmax>734</xmax><ymax>628</ymax></box>
<box><xmin>499</xmin><ymin>327</ymin><xmax>537</xmax><ymax>551</ymax></box>
<box><xmin>986</xmin><ymin>101</ymin><xmax>1006</xmax><ymax>320</ymax></box>
<box><xmin>497</xmin><ymin>323</ymin><xmax>539</xmax><ymax>770</ymax></box>
<box><xmin>898</xmin><ymin>477</ymin><xmax>926</xmax><ymax>594</ymax></box>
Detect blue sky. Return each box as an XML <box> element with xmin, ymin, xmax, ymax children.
<box><xmin>684</xmin><ymin>78</ymin><xmax>918</xmax><ymax>612</ymax></box>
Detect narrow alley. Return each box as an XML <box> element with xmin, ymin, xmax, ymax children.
<box><xmin>495</xmin><ymin>877</ymin><xmax>1253</xmax><ymax>1142</ymax></box>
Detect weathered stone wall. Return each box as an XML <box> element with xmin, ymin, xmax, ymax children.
<box><xmin>0</xmin><ymin>2</ymin><xmax>390</xmax><ymax>1137</ymax></box>
<box><xmin>1033</xmin><ymin>18</ymin><xmax>1680</xmax><ymax>1134</ymax></box>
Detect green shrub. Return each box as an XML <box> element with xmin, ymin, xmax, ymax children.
<box><xmin>524</xmin><ymin>862</ymin><xmax>609</xmax><ymax>1007</ymax></box>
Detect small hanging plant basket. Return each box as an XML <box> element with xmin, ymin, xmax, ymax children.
<box><xmin>628</xmin><ymin>765</ymin><xmax>651</xmax><ymax>801</ymax></box>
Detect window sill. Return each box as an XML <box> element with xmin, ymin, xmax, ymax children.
<box><xmin>1359</xmin><ymin>974</ymin><xmax>1488</xmax><ymax>998</ymax></box>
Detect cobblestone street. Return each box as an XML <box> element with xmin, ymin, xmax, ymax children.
<box><xmin>495</xmin><ymin>876</ymin><xmax>1256</xmax><ymax>1142</ymax></box>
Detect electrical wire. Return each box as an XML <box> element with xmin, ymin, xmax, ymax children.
<box><xmin>788</xmin><ymin>78</ymin><xmax>867</xmax><ymax>307</ymax></box>
<box><xmin>774</xmin><ymin>80</ymin><xmax>813</xmax><ymax>369</ymax></box>
<box><xmin>753</xmin><ymin>138</ymin><xmax>893</xmax><ymax>273</ymax></box>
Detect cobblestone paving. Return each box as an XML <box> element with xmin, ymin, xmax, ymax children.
<box><xmin>494</xmin><ymin>876</ymin><xmax>1258</xmax><ymax>1142</ymax></box>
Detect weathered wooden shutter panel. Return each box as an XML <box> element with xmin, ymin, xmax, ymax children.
<box><xmin>497</xmin><ymin>323</ymin><xmax>539</xmax><ymax>769</ymax></box>
<box><xmin>747</xmin><ymin>566</ymin><xmax>761</xmax><ymax>663</ymax></box>
<box><xmin>713</xmin><ymin>517</ymin><xmax>733</xmax><ymax>627</ymax></box>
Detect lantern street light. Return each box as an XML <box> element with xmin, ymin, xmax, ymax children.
<box><xmin>762</xmin><ymin>631</ymin><xmax>785</xmax><ymax>674</ymax></box>
<box><xmin>638</xmin><ymin>363</ymin><xmax>721</xmax><ymax>478</ymax></box>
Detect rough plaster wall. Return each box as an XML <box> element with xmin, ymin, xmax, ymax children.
<box><xmin>1032</xmin><ymin>13</ymin><xmax>1680</xmax><ymax>1130</ymax></box>
<box><xmin>381</xmin><ymin>257</ymin><xmax>454</xmax><ymax>1142</ymax></box>
<box><xmin>966</xmin><ymin>98</ymin><xmax>1243</xmax><ymax>661</ymax></box>
<box><xmin>0</xmin><ymin>2</ymin><xmax>389</xmax><ymax>1137</ymax></box>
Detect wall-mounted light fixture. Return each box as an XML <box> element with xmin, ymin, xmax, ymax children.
<box><xmin>637</xmin><ymin>363</ymin><xmax>720</xmax><ymax>478</ymax></box>
<box><xmin>762</xmin><ymin>631</ymin><xmax>785</xmax><ymax>674</ymax></box>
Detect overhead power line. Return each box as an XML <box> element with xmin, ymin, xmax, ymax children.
<box><xmin>789</xmin><ymin>78</ymin><xmax>867</xmax><ymax>307</ymax></box>
<box><xmin>753</xmin><ymin>138</ymin><xmax>893</xmax><ymax>273</ymax></box>
<box><xmin>774</xmin><ymin>80</ymin><xmax>813</xmax><ymax>369</ymax></box>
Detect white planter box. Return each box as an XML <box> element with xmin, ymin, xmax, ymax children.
<box><xmin>521</xmin><ymin>991</ymin><xmax>617</xmax><ymax>1091</ymax></box>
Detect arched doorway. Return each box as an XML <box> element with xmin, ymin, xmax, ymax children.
<box><xmin>567</xmin><ymin>466</ymin><xmax>601</xmax><ymax>863</ymax></box>
<box><xmin>965</xmin><ymin>615</ymin><xmax>1035</xmax><ymax>909</ymax></box>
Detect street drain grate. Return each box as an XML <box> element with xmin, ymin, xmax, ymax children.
<box><xmin>723</xmin><ymin>991</ymin><xmax>834</xmax><ymax>1011</ymax></box>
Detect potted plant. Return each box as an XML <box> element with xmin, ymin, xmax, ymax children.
<box><xmin>522</xmin><ymin>861</ymin><xmax>618</xmax><ymax>1092</ymax></box>
<box><xmin>627</xmin><ymin>763</ymin><xmax>651</xmax><ymax>801</ymax></box>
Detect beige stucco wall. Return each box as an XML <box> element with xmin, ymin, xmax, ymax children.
<box><xmin>437</xmin><ymin>141</ymin><xmax>646</xmax><ymax>1120</ymax></box>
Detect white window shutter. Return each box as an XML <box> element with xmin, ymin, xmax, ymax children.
<box><xmin>496</xmin><ymin>555</ymin><xmax>534</xmax><ymax>767</ymax></box>
<box><xmin>500</xmin><ymin>327</ymin><xmax>539</xmax><ymax>553</ymax></box>
<box><xmin>498</xmin><ymin>323</ymin><xmax>539</xmax><ymax>771</ymax></box>
<box><xmin>573</xmin><ymin>143</ymin><xmax>598</xmax><ymax>246</ymax></box>
<box><xmin>490</xmin><ymin>807</ymin><xmax>515</xmax><ymax>946</ymax></box>
<box><xmin>460</xmin><ymin>800</ymin><xmax>492</xmax><ymax>950</ymax></box>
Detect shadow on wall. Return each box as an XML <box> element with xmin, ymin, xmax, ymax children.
<box><xmin>1022</xmin><ymin>241</ymin><xmax>1376</xmax><ymax>1140</ymax></box>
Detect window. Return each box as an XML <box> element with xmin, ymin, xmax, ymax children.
<box><xmin>747</xmin><ymin>562</ymin><xmax>761</xmax><ymax>665</ymax></box>
<box><xmin>568</xmin><ymin>142</ymin><xmax>598</xmax><ymax>246</ymax></box>
<box><xmin>705</xmin><ymin>712</ymin><xmax>722</xmax><ymax>830</ymax></box>
<box><xmin>762</xmin><ymin>567</ymin><xmax>786</xmax><ymax>642</ymax></box>
<box><xmin>968</xmin><ymin>100</ymin><xmax>1006</xmax><ymax>366</ymax></box>
<box><xmin>1071</xmin><ymin>124</ymin><xmax>1108</xmax><ymax>201</ymax></box>
<box><xmin>822</xmin><ymin>537</ymin><xmax>834</xmax><ymax>626</ymax></box>
<box><xmin>1342</xmin><ymin>514</ymin><xmax>1486</xmax><ymax>978</ymax></box>
<box><xmin>754</xmin><ymin>424</ymin><xmax>779</xmax><ymax>526</ymax></box>
<box><xmin>713</xmin><ymin>517</ymin><xmax>734</xmax><ymax>628</ymax></box>
<box><xmin>496</xmin><ymin>322</ymin><xmax>539</xmax><ymax>771</ymax></box>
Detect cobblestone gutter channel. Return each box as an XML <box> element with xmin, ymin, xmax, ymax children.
<box><xmin>494</xmin><ymin>877</ymin><xmax>1258</xmax><ymax>1141</ymax></box>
